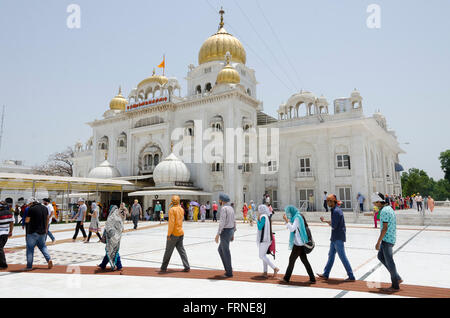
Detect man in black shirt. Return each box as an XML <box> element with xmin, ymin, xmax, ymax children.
<box><xmin>24</xmin><ymin>198</ymin><xmax>53</xmax><ymax>270</ymax></box>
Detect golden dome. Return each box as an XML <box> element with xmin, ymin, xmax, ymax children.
<box><xmin>198</xmin><ymin>8</ymin><xmax>246</xmax><ymax>65</ymax></box>
<box><xmin>216</xmin><ymin>53</ymin><xmax>240</xmax><ymax>84</ymax></box>
<box><xmin>109</xmin><ymin>86</ymin><xmax>127</xmax><ymax>111</ymax></box>
<box><xmin>137</xmin><ymin>69</ymin><xmax>169</xmax><ymax>88</ymax></box>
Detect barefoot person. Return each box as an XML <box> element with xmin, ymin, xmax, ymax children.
<box><xmin>24</xmin><ymin>198</ymin><xmax>53</xmax><ymax>270</ymax></box>
<box><xmin>256</xmin><ymin>204</ymin><xmax>279</xmax><ymax>278</ymax></box>
<box><xmin>160</xmin><ymin>195</ymin><xmax>190</xmax><ymax>272</ymax></box>
<box><xmin>0</xmin><ymin>201</ymin><xmax>14</xmax><ymax>270</ymax></box>
<box><xmin>215</xmin><ymin>193</ymin><xmax>236</xmax><ymax>278</ymax></box>
<box><xmin>71</xmin><ymin>198</ymin><xmax>87</xmax><ymax>242</ymax></box>
<box><xmin>98</xmin><ymin>205</ymin><xmax>125</xmax><ymax>272</ymax></box>
<box><xmin>317</xmin><ymin>194</ymin><xmax>356</xmax><ymax>281</ymax></box>
<box><xmin>282</xmin><ymin>205</ymin><xmax>316</xmax><ymax>284</ymax></box>
<box><xmin>372</xmin><ymin>192</ymin><xmax>403</xmax><ymax>292</ymax></box>
<box><xmin>85</xmin><ymin>202</ymin><xmax>102</xmax><ymax>243</ymax></box>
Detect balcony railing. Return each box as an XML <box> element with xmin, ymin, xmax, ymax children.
<box><xmin>141</xmin><ymin>166</ymin><xmax>155</xmax><ymax>174</ymax></box>
<box><xmin>296</xmin><ymin>170</ymin><xmax>314</xmax><ymax>178</ymax></box>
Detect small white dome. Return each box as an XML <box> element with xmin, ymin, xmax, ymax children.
<box><xmin>153</xmin><ymin>153</ymin><xmax>190</xmax><ymax>186</ymax></box>
<box><xmin>88</xmin><ymin>160</ymin><xmax>122</xmax><ymax>179</ymax></box>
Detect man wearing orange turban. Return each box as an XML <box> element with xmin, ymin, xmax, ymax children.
<box><xmin>160</xmin><ymin>195</ymin><xmax>190</xmax><ymax>272</ymax></box>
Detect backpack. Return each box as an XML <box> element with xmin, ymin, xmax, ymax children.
<box><xmin>300</xmin><ymin>213</ymin><xmax>315</xmax><ymax>254</ymax></box>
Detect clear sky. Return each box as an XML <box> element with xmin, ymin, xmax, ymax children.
<box><xmin>0</xmin><ymin>0</ymin><xmax>449</xmax><ymax>179</ymax></box>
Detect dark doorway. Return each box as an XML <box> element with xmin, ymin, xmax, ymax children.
<box><xmin>152</xmin><ymin>199</ymin><xmax>166</xmax><ymax>220</ymax></box>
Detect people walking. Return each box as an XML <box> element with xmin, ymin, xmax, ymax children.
<box><xmin>416</xmin><ymin>193</ymin><xmax>423</xmax><ymax>213</ymax></box>
<box><xmin>193</xmin><ymin>204</ymin><xmax>199</xmax><ymax>222</ymax></box>
<box><xmin>373</xmin><ymin>205</ymin><xmax>380</xmax><ymax>228</ymax></box>
<box><xmin>371</xmin><ymin>192</ymin><xmax>402</xmax><ymax>291</ymax></box>
<box><xmin>242</xmin><ymin>203</ymin><xmax>248</xmax><ymax>223</ymax></box>
<box><xmin>215</xmin><ymin>193</ymin><xmax>236</xmax><ymax>278</ymax></box>
<box><xmin>357</xmin><ymin>193</ymin><xmax>365</xmax><ymax>213</ymax></box>
<box><xmin>131</xmin><ymin>199</ymin><xmax>143</xmax><ymax>229</ymax></box>
<box><xmin>212</xmin><ymin>201</ymin><xmax>218</xmax><ymax>222</ymax></box>
<box><xmin>323</xmin><ymin>191</ymin><xmax>328</xmax><ymax>212</ymax></box>
<box><xmin>200</xmin><ymin>204</ymin><xmax>206</xmax><ymax>222</ymax></box>
<box><xmin>86</xmin><ymin>202</ymin><xmax>102</xmax><ymax>243</ymax></box>
<box><xmin>24</xmin><ymin>198</ymin><xmax>53</xmax><ymax>270</ymax></box>
<box><xmin>248</xmin><ymin>200</ymin><xmax>256</xmax><ymax>226</ymax></box>
<box><xmin>206</xmin><ymin>201</ymin><xmax>211</xmax><ymax>219</ymax></box>
<box><xmin>160</xmin><ymin>195</ymin><xmax>190</xmax><ymax>272</ymax></box>
<box><xmin>119</xmin><ymin>203</ymin><xmax>129</xmax><ymax>223</ymax></box>
<box><xmin>282</xmin><ymin>205</ymin><xmax>316</xmax><ymax>284</ymax></box>
<box><xmin>71</xmin><ymin>198</ymin><xmax>87</xmax><ymax>242</ymax></box>
<box><xmin>97</xmin><ymin>205</ymin><xmax>125</xmax><ymax>272</ymax></box>
<box><xmin>42</xmin><ymin>198</ymin><xmax>56</xmax><ymax>244</ymax></box>
<box><xmin>0</xmin><ymin>201</ymin><xmax>14</xmax><ymax>269</ymax></box>
<box><xmin>428</xmin><ymin>196</ymin><xmax>435</xmax><ymax>213</ymax></box>
<box><xmin>317</xmin><ymin>194</ymin><xmax>355</xmax><ymax>281</ymax></box>
<box><xmin>256</xmin><ymin>204</ymin><xmax>279</xmax><ymax>278</ymax></box>
<box><xmin>14</xmin><ymin>204</ymin><xmax>20</xmax><ymax>225</ymax></box>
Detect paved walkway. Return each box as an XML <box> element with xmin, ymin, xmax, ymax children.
<box><xmin>1</xmin><ymin>264</ymin><xmax>449</xmax><ymax>298</ymax></box>
<box><xmin>2</xmin><ymin>220</ymin><xmax>450</xmax><ymax>298</ymax></box>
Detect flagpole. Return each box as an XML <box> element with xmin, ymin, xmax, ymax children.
<box><xmin>163</xmin><ymin>54</ymin><xmax>165</xmax><ymax>76</ymax></box>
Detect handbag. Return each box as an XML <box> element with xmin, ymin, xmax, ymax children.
<box><xmin>300</xmin><ymin>214</ymin><xmax>315</xmax><ymax>254</ymax></box>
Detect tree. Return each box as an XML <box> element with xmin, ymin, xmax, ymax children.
<box><xmin>439</xmin><ymin>150</ymin><xmax>450</xmax><ymax>183</ymax></box>
<box><xmin>33</xmin><ymin>147</ymin><xmax>74</xmax><ymax>176</ymax></box>
<box><xmin>401</xmin><ymin>168</ymin><xmax>435</xmax><ymax>197</ymax></box>
<box><xmin>430</xmin><ymin>179</ymin><xmax>450</xmax><ymax>201</ymax></box>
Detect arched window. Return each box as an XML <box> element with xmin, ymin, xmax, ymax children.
<box><xmin>154</xmin><ymin>154</ymin><xmax>160</xmax><ymax>166</ymax></box>
<box><xmin>98</xmin><ymin>136</ymin><xmax>109</xmax><ymax>150</ymax></box>
<box><xmin>144</xmin><ymin>154</ymin><xmax>153</xmax><ymax>169</ymax></box>
<box><xmin>205</xmin><ymin>83</ymin><xmax>212</xmax><ymax>92</ymax></box>
<box><xmin>247</xmin><ymin>88</ymin><xmax>251</xmax><ymax>96</ymax></box>
<box><xmin>196</xmin><ymin>85</ymin><xmax>202</xmax><ymax>94</ymax></box>
<box><xmin>117</xmin><ymin>132</ymin><xmax>127</xmax><ymax>151</ymax></box>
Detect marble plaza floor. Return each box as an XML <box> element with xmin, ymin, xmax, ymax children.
<box><xmin>1</xmin><ymin>218</ymin><xmax>450</xmax><ymax>298</ymax></box>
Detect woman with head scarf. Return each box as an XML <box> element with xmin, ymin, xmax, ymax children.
<box><xmin>257</xmin><ymin>204</ymin><xmax>279</xmax><ymax>278</ymax></box>
<box><xmin>282</xmin><ymin>205</ymin><xmax>316</xmax><ymax>284</ymax></box>
<box><xmin>97</xmin><ymin>205</ymin><xmax>125</xmax><ymax>272</ymax></box>
<box><xmin>85</xmin><ymin>202</ymin><xmax>102</xmax><ymax>243</ymax></box>
<box><xmin>248</xmin><ymin>200</ymin><xmax>256</xmax><ymax>226</ymax></box>
<box><xmin>242</xmin><ymin>203</ymin><xmax>248</xmax><ymax>223</ymax></box>
<box><xmin>119</xmin><ymin>202</ymin><xmax>129</xmax><ymax>224</ymax></box>
<box><xmin>200</xmin><ymin>204</ymin><xmax>206</xmax><ymax>222</ymax></box>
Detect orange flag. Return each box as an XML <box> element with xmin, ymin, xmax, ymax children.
<box><xmin>158</xmin><ymin>56</ymin><xmax>165</xmax><ymax>69</ymax></box>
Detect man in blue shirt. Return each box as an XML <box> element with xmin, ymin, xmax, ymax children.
<box><xmin>372</xmin><ymin>192</ymin><xmax>402</xmax><ymax>291</ymax></box>
<box><xmin>317</xmin><ymin>194</ymin><xmax>355</xmax><ymax>281</ymax></box>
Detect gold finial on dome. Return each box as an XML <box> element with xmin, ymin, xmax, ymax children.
<box><xmin>216</xmin><ymin>52</ymin><xmax>240</xmax><ymax>85</ymax></box>
<box><xmin>219</xmin><ymin>7</ymin><xmax>225</xmax><ymax>30</ymax></box>
<box><xmin>109</xmin><ymin>86</ymin><xmax>127</xmax><ymax>111</ymax></box>
<box><xmin>198</xmin><ymin>8</ymin><xmax>246</xmax><ymax>65</ymax></box>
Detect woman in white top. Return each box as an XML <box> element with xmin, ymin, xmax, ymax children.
<box><xmin>256</xmin><ymin>204</ymin><xmax>279</xmax><ymax>278</ymax></box>
<box><xmin>282</xmin><ymin>205</ymin><xmax>316</xmax><ymax>284</ymax></box>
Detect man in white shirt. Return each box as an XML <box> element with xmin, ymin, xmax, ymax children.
<box><xmin>415</xmin><ymin>193</ymin><xmax>423</xmax><ymax>212</ymax></box>
<box><xmin>42</xmin><ymin>198</ymin><xmax>56</xmax><ymax>244</ymax></box>
<box><xmin>215</xmin><ymin>193</ymin><xmax>236</xmax><ymax>278</ymax></box>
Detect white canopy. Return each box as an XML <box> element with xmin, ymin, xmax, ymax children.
<box><xmin>129</xmin><ymin>189</ymin><xmax>212</xmax><ymax>196</ymax></box>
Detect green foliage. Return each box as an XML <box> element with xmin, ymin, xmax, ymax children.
<box><xmin>439</xmin><ymin>150</ymin><xmax>450</xmax><ymax>183</ymax></box>
<box><xmin>431</xmin><ymin>179</ymin><xmax>450</xmax><ymax>201</ymax></box>
<box><xmin>401</xmin><ymin>168</ymin><xmax>435</xmax><ymax>197</ymax></box>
